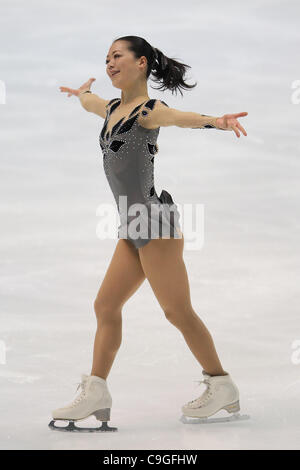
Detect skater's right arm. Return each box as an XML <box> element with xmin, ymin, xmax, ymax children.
<box><xmin>59</xmin><ymin>77</ymin><xmax>110</xmax><ymax>119</ymax></box>
<box><xmin>78</xmin><ymin>92</ymin><xmax>110</xmax><ymax>118</ymax></box>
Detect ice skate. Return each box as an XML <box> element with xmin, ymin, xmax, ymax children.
<box><xmin>180</xmin><ymin>370</ymin><xmax>250</xmax><ymax>424</ymax></box>
<box><xmin>48</xmin><ymin>374</ymin><xmax>118</xmax><ymax>432</ymax></box>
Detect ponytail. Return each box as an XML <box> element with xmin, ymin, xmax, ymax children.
<box><xmin>113</xmin><ymin>35</ymin><xmax>197</xmax><ymax>97</ymax></box>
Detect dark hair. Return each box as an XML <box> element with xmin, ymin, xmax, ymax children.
<box><xmin>112</xmin><ymin>35</ymin><xmax>197</xmax><ymax>97</ymax></box>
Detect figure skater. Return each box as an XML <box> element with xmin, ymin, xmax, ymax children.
<box><xmin>49</xmin><ymin>35</ymin><xmax>248</xmax><ymax>432</ymax></box>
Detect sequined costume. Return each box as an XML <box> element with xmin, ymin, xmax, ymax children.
<box><xmin>99</xmin><ymin>98</ymin><xmax>182</xmax><ymax>249</ymax></box>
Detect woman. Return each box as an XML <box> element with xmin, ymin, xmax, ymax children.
<box><xmin>49</xmin><ymin>36</ymin><xmax>248</xmax><ymax>432</ymax></box>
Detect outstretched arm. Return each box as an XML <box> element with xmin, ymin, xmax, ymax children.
<box><xmin>59</xmin><ymin>78</ymin><xmax>110</xmax><ymax>119</ymax></box>
<box><xmin>140</xmin><ymin>101</ymin><xmax>248</xmax><ymax>138</ymax></box>
<box><xmin>78</xmin><ymin>92</ymin><xmax>110</xmax><ymax>119</ymax></box>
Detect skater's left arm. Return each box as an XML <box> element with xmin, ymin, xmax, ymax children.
<box><xmin>140</xmin><ymin>101</ymin><xmax>248</xmax><ymax>138</ymax></box>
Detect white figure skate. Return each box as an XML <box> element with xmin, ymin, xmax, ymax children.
<box><xmin>180</xmin><ymin>370</ymin><xmax>250</xmax><ymax>424</ymax></box>
<box><xmin>48</xmin><ymin>374</ymin><xmax>118</xmax><ymax>432</ymax></box>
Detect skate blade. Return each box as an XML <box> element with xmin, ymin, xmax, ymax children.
<box><xmin>180</xmin><ymin>412</ymin><xmax>250</xmax><ymax>424</ymax></box>
<box><xmin>48</xmin><ymin>420</ymin><xmax>118</xmax><ymax>432</ymax></box>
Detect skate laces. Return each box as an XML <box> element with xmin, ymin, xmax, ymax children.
<box><xmin>75</xmin><ymin>379</ymin><xmax>86</xmax><ymax>393</ymax></box>
<box><xmin>189</xmin><ymin>378</ymin><xmax>212</xmax><ymax>406</ymax></box>
<box><xmin>70</xmin><ymin>378</ymin><xmax>88</xmax><ymax>407</ymax></box>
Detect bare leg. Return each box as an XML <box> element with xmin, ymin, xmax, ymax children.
<box><xmin>91</xmin><ymin>239</ymin><xmax>146</xmax><ymax>379</ymax></box>
<box><xmin>138</xmin><ymin>235</ymin><xmax>226</xmax><ymax>376</ymax></box>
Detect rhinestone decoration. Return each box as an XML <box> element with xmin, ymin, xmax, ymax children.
<box><xmin>99</xmin><ymin>98</ymin><xmax>181</xmax><ymax>249</ymax></box>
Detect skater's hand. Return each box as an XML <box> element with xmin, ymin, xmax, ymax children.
<box><xmin>59</xmin><ymin>77</ymin><xmax>96</xmax><ymax>98</ymax></box>
<box><xmin>216</xmin><ymin>112</ymin><xmax>248</xmax><ymax>138</ymax></box>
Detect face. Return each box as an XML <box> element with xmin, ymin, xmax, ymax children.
<box><xmin>105</xmin><ymin>41</ymin><xmax>147</xmax><ymax>89</ymax></box>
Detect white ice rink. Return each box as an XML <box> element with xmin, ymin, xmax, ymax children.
<box><xmin>1</xmin><ymin>0</ymin><xmax>300</xmax><ymax>450</ymax></box>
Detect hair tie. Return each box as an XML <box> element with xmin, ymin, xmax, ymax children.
<box><xmin>160</xmin><ymin>55</ymin><xmax>168</xmax><ymax>70</ymax></box>
<box><xmin>152</xmin><ymin>46</ymin><xmax>158</xmax><ymax>60</ymax></box>
<box><xmin>151</xmin><ymin>46</ymin><xmax>168</xmax><ymax>71</ymax></box>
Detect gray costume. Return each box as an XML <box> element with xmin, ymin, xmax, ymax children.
<box><xmin>99</xmin><ymin>98</ymin><xmax>182</xmax><ymax>249</ymax></box>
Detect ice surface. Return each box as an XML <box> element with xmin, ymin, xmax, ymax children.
<box><xmin>1</xmin><ymin>0</ymin><xmax>300</xmax><ymax>450</ymax></box>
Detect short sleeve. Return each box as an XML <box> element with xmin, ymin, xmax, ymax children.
<box><xmin>140</xmin><ymin>99</ymin><xmax>168</xmax><ymax>117</ymax></box>
<box><xmin>137</xmin><ymin>99</ymin><xmax>169</xmax><ymax>129</ymax></box>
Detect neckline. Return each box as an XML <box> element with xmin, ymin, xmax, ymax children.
<box><xmin>104</xmin><ymin>99</ymin><xmax>149</xmax><ymax>139</ymax></box>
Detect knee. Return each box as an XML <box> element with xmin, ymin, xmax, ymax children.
<box><xmin>93</xmin><ymin>297</ymin><xmax>122</xmax><ymax>325</ymax></box>
<box><xmin>163</xmin><ymin>306</ymin><xmax>195</xmax><ymax>329</ymax></box>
